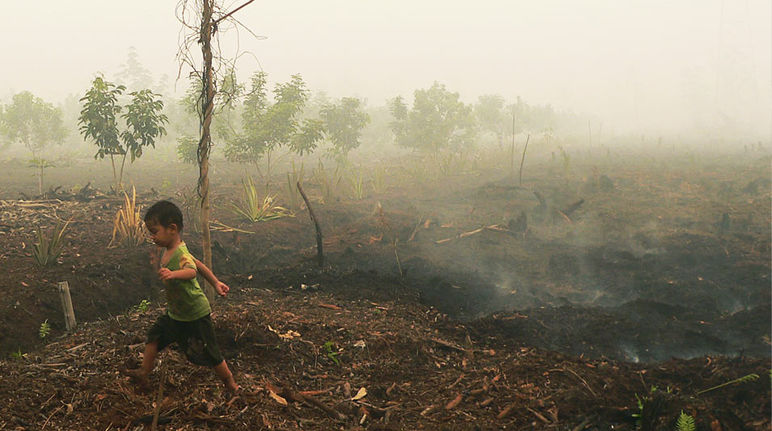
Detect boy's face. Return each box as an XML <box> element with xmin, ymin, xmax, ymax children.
<box><xmin>146</xmin><ymin>221</ymin><xmax>178</xmax><ymax>248</ymax></box>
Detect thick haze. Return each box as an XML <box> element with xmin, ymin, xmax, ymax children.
<box><xmin>3</xmin><ymin>0</ymin><xmax>771</xmax><ymax>138</ymax></box>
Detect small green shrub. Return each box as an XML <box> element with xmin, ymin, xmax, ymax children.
<box><xmin>134</xmin><ymin>299</ymin><xmax>151</xmax><ymax>314</ymax></box>
<box><xmin>323</xmin><ymin>341</ymin><xmax>340</xmax><ymax>365</ymax></box>
<box><xmin>176</xmin><ymin>135</ymin><xmax>198</xmax><ymax>164</ymax></box>
<box><xmin>675</xmin><ymin>411</ymin><xmax>695</xmax><ymax>431</ymax></box>
<box><xmin>39</xmin><ymin>320</ymin><xmax>51</xmax><ymax>340</ymax></box>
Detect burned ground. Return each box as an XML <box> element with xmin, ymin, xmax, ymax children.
<box><xmin>0</xmin><ymin>149</ymin><xmax>769</xmax><ymax>429</ymax></box>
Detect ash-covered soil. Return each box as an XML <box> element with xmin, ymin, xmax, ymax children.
<box><xmin>0</xmin><ymin>268</ymin><xmax>769</xmax><ymax>430</ymax></box>
<box><xmin>0</xmin><ymin>150</ymin><xmax>769</xmax><ymax>429</ymax></box>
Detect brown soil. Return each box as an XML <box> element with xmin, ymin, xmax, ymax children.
<box><xmin>0</xmin><ymin>149</ymin><xmax>769</xmax><ymax>429</ymax></box>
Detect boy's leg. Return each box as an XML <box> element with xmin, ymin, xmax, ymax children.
<box><xmin>139</xmin><ymin>340</ymin><xmax>159</xmax><ymax>375</ymax></box>
<box><xmin>213</xmin><ymin>360</ymin><xmax>239</xmax><ymax>392</ymax></box>
<box><xmin>121</xmin><ymin>340</ymin><xmax>158</xmax><ymax>387</ymax></box>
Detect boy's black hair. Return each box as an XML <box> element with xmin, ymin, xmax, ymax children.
<box><xmin>144</xmin><ymin>200</ymin><xmax>184</xmax><ymax>229</ymax></box>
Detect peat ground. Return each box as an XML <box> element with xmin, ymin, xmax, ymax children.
<box><xmin>0</xmin><ymin>148</ymin><xmax>769</xmax><ymax>429</ymax></box>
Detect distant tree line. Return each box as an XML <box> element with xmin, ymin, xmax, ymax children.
<box><xmin>0</xmin><ymin>47</ymin><xmax>587</xmax><ymax>194</ymax></box>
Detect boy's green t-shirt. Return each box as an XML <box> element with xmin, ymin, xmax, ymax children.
<box><xmin>162</xmin><ymin>242</ymin><xmax>211</xmax><ymax>321</ymax></box>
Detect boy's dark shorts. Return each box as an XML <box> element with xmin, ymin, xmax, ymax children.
<box><xmin>147</xmin><ymin>314</ymin><xmax>224</xmax><ymax>367</ymax></box>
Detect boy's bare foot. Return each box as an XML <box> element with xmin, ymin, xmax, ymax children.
<box><xmin>226</xmin><ymin>382</ymin><xmax>241</xmax><ymax>393</ymax></box>
<box><xmin>120</xmin><ymin>367</ymin><xmax>150</xmax><ymax>389</ymax></box>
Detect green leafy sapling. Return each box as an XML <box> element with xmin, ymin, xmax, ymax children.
<box><xmin>0</xmin><ymin>91</ymin><xmax>66</xmax><ymax>194</ymax></box>
<box><xmin>79</xmin><ymin>76</ymin><xmax>167</xmax><ymax>193</ymax></box>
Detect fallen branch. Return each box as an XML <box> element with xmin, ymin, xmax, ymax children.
<box><xmin>435</xmin><ymin>224</ymin><xmax>514</xmax><ymax>244</ymax></box>
<box><xmin>497</xmin><ymin>403</ymin><xmax>516</xmax><ymax>419</ymax></box>
<box><xmin>394</xmin><ymin>238</ymin><xmax>403</xmax><ymax>278</ymax></box>
<box><xmin>527</xmin><ymin>406</ymin><xmax>551</xmax><ymax>424</ymax></box>
<box><xmin>445</xmin><ymin>393</ymin><xmax>463</xmax><ymax>410</ymax></box>
<box><xmin>266</xmin><ymin>380</ymin><xmax>346</xmax><ymax>421</ymax></box>
<box><xmin>552</xmin><ymin>367</ymin><xmax>597</xmax><ymax>398</ymax></box>
<box><xmin>430</xmin><ymin>337</ymin><xmax>468</xmax><ymax>352</ymax></box>
<box><xmin>448</xmin><ymin>373</ymin><xmax>465</xmax><ymax>389</ymax></box>
<box><xmin>572</xmin><ymin>417</ymin><xmax>592</xmax><ymax>431</ymax></box>
<box><xmin>561</xmin><ymin>199</ymin><xmax>585</xmax><ymax>218</ymax></box>
<box><xmin>151</xmin><ymin>366</ymin><xmax>165</xmax><ymax>430</ymax></box>
<box><xmin>407</xmin><ymin>217</ymin><xmax>424</xmax><ymax>242</ymax></box>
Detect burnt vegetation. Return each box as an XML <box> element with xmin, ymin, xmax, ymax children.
<box><xmin>0</xmin><ymin>4</ymin><xmax>769</xmax><ymax>429</ymax></box>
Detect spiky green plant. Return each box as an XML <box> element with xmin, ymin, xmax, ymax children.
<box><xmin>286</xmin><ymin>160</ymin><xmax>305</xmax><ymax>210</ymax></box>
<box><xmin>371</xmin><ymin>166</ymin><xmax>387</xmax><ymax>194</ymax></box>
<box><xmin>314</xmin><ymin>159</ymin><xmax>342</xmax><ymax>204</ymax></box>
<box><xmin>230</xmin><ymin>176</ymin><xmax>291</xmax><ymax>222</ymax></box>
<box><xmin>32</xmin><ymin>220</ymin><xmax>70</xmax><ymax>266</ymax></box>
<box><xmin>347</xmin><ymin>165</ymin><xmax>366</xmax><ymax>200</ymax></box>
<box><xmin>675</xmin><ymin>411</ymin><xmax>695</xmax><ymax>431</ymax></box>
<box><xmin>108</xmin><ymin>186</ymin><xmax>144</xmax><ymax>247</ymax></box>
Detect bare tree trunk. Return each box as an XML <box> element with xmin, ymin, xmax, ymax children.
<box><xmin>264</xmin><ymin>149</ymin><xmax>272</xmax><ymax>193</ymax></box>
<box><xmin>198</xmin><ymin>0</ymin><xmax>215</xmax><ymax>302</ymax></box>
<box><xmin>119</xmin><ymin>151</ymin><xmax>128</xmax><ymax>192</ymax></box>
<box><xmin>38</xmin><ymin>165</ymin><xmax>43</xmax><ymax>196</ymax></box>
<box><xmin>510</xmin><ymin>112</ymin><xmax>516</xmax><ymax>178</ymax></box>
<box><xmin>110</xmin><ymin>153</ymin><xmax>118</xmax><ymax>193</ymax></box>
<box><xmin>518</xmin><ymin>134</ymin><xmax>530</xmax><ymax>186</ymax></box>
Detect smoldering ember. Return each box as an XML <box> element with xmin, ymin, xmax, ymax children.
<box><xmin>1</xmin><ymin>1</ymin><xmax>770</xmax><ymax>430</ymax></box>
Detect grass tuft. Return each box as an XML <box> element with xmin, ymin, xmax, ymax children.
<box><xmin>230</xmin><ymin>176</ymin><xmax>292</xmax><ymax>223</ymax></box>
<box><xmin>32</xmin><ymin>219</ymin><xmax>70</xmax><ymax>266</ymax></box>
<box><xmin>109</xmin><ymin>186</ymin><xmax>145</xmax><ymax>247</ymax></box>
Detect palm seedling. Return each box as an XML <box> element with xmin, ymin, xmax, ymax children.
<box><xmin>370</xmin><ymin>166</ymin><xmax>387</xmax><ymax>194</ymax></box>
<box><xmin>230</xmin><ymin>176</ymin><xmax>291</xmax><ymax>223</ymax></box>
<box><xmin>285</xmin><ymin>160</ymin><xmax>305</xmax><ymax>210</ymax></box>
<box><xmin>313</xmin><ymin>159</ymin><xmax>342</xmax><ymax>204</ymax></box>
<box><xmin>32</xmin><ymin>219</ymin><xmax>70</xmax><ymax>266</ymax></box>
<box><xmin>346</xmin><ymin>165</ymin><xmax>367</xmax><ymax>200</ymax></box>
<box><xmin>109</xmin><ymin>186</ymin><xmax>145</xmax><ymax>247</ymax></box>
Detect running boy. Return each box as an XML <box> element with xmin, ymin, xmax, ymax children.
<box><xmin>123</xmin><ymin>200</ymin><xmax>239</xmax><ymax>392</ymax></box>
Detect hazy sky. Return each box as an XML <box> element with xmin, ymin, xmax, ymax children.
<box><xmin>3</xmin><ymin>0</ymin><xmax>771</xmax><ymax>136</ymax></box>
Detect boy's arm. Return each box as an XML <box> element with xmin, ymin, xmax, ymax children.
<box><xmin>158</xmin><ymin>267</ymin><xmax>196</xmax><ymax>281</ymax></box>
<box><xmin>193</xmin><ymin>257</ymin><xmax>230</xmax><ymax>297</ymax></box>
